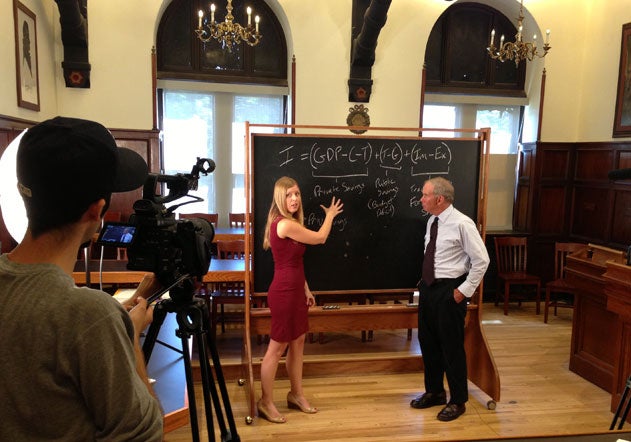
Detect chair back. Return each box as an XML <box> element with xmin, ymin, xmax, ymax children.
<box><xmin>553</xmin><ymin>242</ymin><xmax>585</xmax><ymax>280</ymax></box>
<box><xmin>494</xmin><ymin>236</ymin><xmax>529</xmax><ymax>273</ymax></box>
<box><xmin>179</xmin><ymin>212</ymin><xmax>219</xmax><ymax>228</ymax></box>
<box><xmin>217</xmin><ymin>239</ymin><xmax>245</xmax><ymax>260</ymax></box>
<box><xmin>228</xmin><ymin>213</ymin><xmax>246</xmax><ymax>228</ymax></box>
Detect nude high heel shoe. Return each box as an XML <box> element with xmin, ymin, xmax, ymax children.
<box><xmin>287</xmin><ymin>391</ymin><xmax>318</xmax><ymax>414</ymax></box>
<box><xmin>257</xmin><ymin>400</ymin><xmax>286</xmax><ymax>423</ymax></box>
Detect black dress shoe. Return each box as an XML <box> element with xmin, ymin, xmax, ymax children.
<box><xmin>410</xmin><ymin>391</ymin><xmax>447</xmax><ymax>409</ymax></box>
<box><xmin>437</xmin><ymin>403</ymin><xmax>466</xmax><ymax>421</ymax></box>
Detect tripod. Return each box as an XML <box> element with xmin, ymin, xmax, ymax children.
<box><xmin>610</xmin><ymin>374</ymin><xmax>631</xmax><ymax>430</ymax></box>
<box><xmin>143</xmin><ymin>284</ymin><xmax>240</xmax><ymax>442</ymax></box>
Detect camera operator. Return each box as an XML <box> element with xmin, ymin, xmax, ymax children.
<box><xmin>0</xmin><ymin>117</ymin><xmax>163</xmax><ymax>441</ymax></box>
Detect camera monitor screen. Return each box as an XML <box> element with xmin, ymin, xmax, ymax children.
<box><xmin>96</xmin><ymin>222</ymin><xmax>136</xmax><ymax>248</ymax></box>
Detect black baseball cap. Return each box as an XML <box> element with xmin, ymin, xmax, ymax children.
<box><xmin>16</xmin><ymin>116</ymin><xmax>148</xmax><ymax>218</ymax></box>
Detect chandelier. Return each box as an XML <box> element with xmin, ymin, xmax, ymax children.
<box><xmin>195</xmin><ymin>0</ymin><xmax>261</xmax><ymax>51</ymax></box>
<box><xmin>487</xmin><ymin>0</ymin><xmax>550</xmax><ymax>67</ymax></box>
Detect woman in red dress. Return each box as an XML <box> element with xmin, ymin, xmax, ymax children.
<box><xmin>257</xmin><ymin>176</ymin><xmax>344</xmax><ymax>423</ymax></box>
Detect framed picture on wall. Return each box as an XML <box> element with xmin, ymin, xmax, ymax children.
<box><xmin>613</xmin><ymin>22</ymin><xmax>631</xmax><ymax>137</ymax></box>
<box><xmin>13</xmin><ymin>0</ymin><xmax>40</xmax><ymax>111</ymax></box>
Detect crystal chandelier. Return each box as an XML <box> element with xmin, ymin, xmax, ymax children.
<box><xmin>486</xmin><ymin>0</ymin><xmax>550</xmax><ymax>67</ymax></box>
<box><xmin>195</xmin><ymin>0</ymin><xmax>261</xmax><ymax>51</ymax></box>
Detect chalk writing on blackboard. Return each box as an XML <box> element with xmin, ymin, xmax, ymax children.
<box><xmin>277</xmin><ymin>141</ymin><xmax>453</xmax><ymax>179</ymax></box>
<box><xmin>252</xmin><ymin>135</ymin><xmax>481</xmax><ymax>292</ymax></box>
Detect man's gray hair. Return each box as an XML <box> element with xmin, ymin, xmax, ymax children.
<box><xmin>428</xmin><ymin>177</ymin><xmax>454</xmax><ymax>203</ymax></box>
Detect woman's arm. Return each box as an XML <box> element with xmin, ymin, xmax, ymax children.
<box><xmin>304</xmin><ymin>281</ymin><xmax>315</xmax><ymax>306</ymax></box>
<box><xmin>278</xmin><ymin>196</ymin><xmax>343</xmax><ymax>245</ymax></box>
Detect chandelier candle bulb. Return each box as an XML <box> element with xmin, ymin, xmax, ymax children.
<box><xmin>198</xmin><ymin>10</ymin><xmax>203</xmax><ymax>28</ymax></box>
<box><xmin>247</xmin><ymin>7</ymin><xmax>251</xmax><ymax>26</ymax></box>
<box><xmin>490</xmin><ymin>29</ymin><xmax>495</xmax><ymax>45</ymax></box>
<box><xmin>210</xmin><ymin>4</ymin><xmax>215</xmax><ymax>23</ymax></box>
<box><xmin>255</xmin><ymin>15</ymin><xmax>259</xmax><ymax>33</ymax></box>
<box><xmin>546</xmin><ymin>29</ymin><xmax>550</xmax><ymax>44</ymax></box>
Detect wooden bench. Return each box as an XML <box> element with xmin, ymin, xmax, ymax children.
<box><xmin>250</xmin><ymin>304</ymin><xmax>418</xmax><ymax>336</ymax></box>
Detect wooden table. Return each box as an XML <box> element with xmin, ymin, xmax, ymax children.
<box><xmin>213</xmin><ymin>227</ymin><xmax>245</xmax><ymax>242</ymax></box>
<box><xmin>72</xmin><ymin>258</ymin><xmax>245</xmax><ymax>285</ymax></box>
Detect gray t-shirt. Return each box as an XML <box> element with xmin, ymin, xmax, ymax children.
<box><xmin>0</xmin><ymin>254</ymin><xmax>163</xmax><ymax>441</ymax></box>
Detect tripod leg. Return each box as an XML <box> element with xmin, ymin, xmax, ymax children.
<box><xmin>178</xmin><ymin>327</ymin><xmax>203</xmax><ymax>442</ymax></box>
<box><xmin>618</xmin><ymin>397</ymin><xmax>631</xmax><ymax>430</ymax></box>
<box><xmin>196</xmin><ymin>326</ymin><xmax>222</xmax><ymax>442</ymax></box>
<box><xmin>203</xmin><ymin>316</ymin><xmax>240</xmax><ymax>440</ymax></box>
<box><xmin>611</xmin><ymin>380</ymin><xmax>631</xmax><ymax>430</ymax></box>
<box><xmin>193</xmin><ymin>299</ymin><xmax>240</xmax><ymax>442</ymax></box>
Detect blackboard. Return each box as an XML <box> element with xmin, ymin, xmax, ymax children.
<box><xmin>251</xmin><ymin>134</ymin><xmax>482</xmax><ymax>293</ymax></box>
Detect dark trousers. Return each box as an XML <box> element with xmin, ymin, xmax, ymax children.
<box><xmin>417</xmin><ymin>277</ymin><xmax>468</xmax><ymax>404</ymax></box>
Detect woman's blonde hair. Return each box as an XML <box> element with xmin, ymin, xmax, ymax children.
<box><xmin>262</xmin><ymin>176</ymin><xmax>304</xmax><ymax>250</ymax></box>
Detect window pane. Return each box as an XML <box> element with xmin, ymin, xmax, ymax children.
<box><xmin>476</xmin><ymin>106</ymin><xmax>521</xmax><ymax>154</ymax></box>
<box><xmin>163</xmin><ymin>90</ymin><xmax>215</xmax><ymax>214</ymax></box>
<box><xmin>422</xmin><ymin>105</ymin><xmax>457</xmax><ymax>138</ymax></box>
<box><xmin>232</xmin><ymin>95</ymin><xmax>284</xmax><ymax>212</ymax></box>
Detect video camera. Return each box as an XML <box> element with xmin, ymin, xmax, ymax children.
<box><xmin>97</xmin><ymin>158</ymin><xmax>216</xmax><ymax>304</ymax></box>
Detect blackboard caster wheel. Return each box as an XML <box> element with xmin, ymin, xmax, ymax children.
<box><xmin>245</xmin><ymin>416</ymin><xmax>253</xmax><ymax>425</ymax></box>
<box><xmin>238</xmin><ymin>378</ymin><xmax>245</xmax><ymax>386</ymax></box>
<box><xmin>487</xmin><ymin>400</ymin><xmax>496</xmax><ymax>410</ymax></box>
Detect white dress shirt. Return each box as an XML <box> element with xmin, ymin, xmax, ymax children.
<box><xmin>424</xmin><ymin>204</ymin><xmax>490</xmax><ymax>297</ymax></box>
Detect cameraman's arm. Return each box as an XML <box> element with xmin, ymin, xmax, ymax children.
<box><xmin>128</xmin><ymin>298</ymin><xmax>162</xmax><ymax>405</ymax></box>
<box><xmin>122</xmin><ymin>274</ymin><xmax>162</xmax><ymax>311</ymax></box>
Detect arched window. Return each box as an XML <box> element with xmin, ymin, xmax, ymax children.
<box><xmin>425</xmin><ymin>3</ymin><xmax>525</xmax><ymax>97</ymax></box>
<box><xmin>155</xmin><ymin>0</ymin><xmax>288</xmax><ymax>223</ymax></box>
<box><xmin>156</xmin><ymin>0</ymin><xmax>287</xmax><ymax>86</ymax></box>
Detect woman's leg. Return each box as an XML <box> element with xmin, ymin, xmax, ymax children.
<box><xmin>285</xmin><ymin>334</ymin><xmax>315</xmax><ymax>409</ymax></box>
<box><xmin>260</xmin><ymin>339</ymin><xmax>288</xmax><ymax>416</ymax></box>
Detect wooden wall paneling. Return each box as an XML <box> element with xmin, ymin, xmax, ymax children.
<box><xmin>574</xmin><ymin>146</ymin><xmax>614</xmax><ymax>181</ymax></box>
<box><xmin>529</xmin><ymin>143</ymin><xmax>574</xmax><ymax>283</ymax></box>
<box><xmin>618</xmin><ymin>149</ymin><xmax>631</xmax><ymax>169</ymax></box>
<box><xmin>611</xmin><ymin>190</ymin><xmax>631</xmax><ymax>245</ymax></box>
<box><xmin>571</xmin><ymin>185</ymin><xmax>612</xmax><ymax>241</ymax></box>
<box><xmin>513</xmin><ymin>142</ymin><xmax>536</xmax><ymax>231</ymax></box>
<box><xmin>541</xmin><ymin>148</ymin><xmax>571</xmax><ymax>179</ymax></box>
<box><xmin>537</xmin><ymin>186</ymin><xmax>567</xmax><ymax>234</ymax></box>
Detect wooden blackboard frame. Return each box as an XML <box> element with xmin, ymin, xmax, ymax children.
<box><xmin>239</xmin><ymin>125</ymin><xmax>498</xmax><ymax>420</ymax></box>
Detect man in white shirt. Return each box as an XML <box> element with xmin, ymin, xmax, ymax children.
<box><xmin>410</xmin><ymin>177</ymin><xmax>489</xmax><ymax>422</ymax></box>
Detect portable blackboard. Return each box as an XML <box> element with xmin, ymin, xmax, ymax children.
<box><xmin>251</xmin><ymin>132</ymin><xmax>484</xmax><ymax>293</ymax></box>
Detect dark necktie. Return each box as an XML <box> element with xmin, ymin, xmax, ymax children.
<box><xmin>422</xmin><ymin>217</ymin><xmax>439</xmax><ymax>286</ymax></box>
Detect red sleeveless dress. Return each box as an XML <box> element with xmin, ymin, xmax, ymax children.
<box><xmin>267</xmin><ymin>216</ymin><xmax>308</xmax><ymax>342</ymax></box>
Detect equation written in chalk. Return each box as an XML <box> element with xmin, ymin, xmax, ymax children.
<box><xmin>276</xmin><ymin>141</ymin><xmax>453</xmax><ymax>178</ymax></box>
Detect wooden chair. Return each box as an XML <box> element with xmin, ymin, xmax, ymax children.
<box><xmin>179</xmin><ymin>212</ymin><xmax>219</xmax><ymax>228</ymax></box>
<box><xmin>209</xmin><ymin>239</ymin><xmax>246</xmax><ymax>339</ymax></box>
<box><xmin>494</xmin><ymin>236</ymin><xmax>541</xmax><ymax>316</ymax></box>
<box><xmin>544</xmin><ymin>242</ymin><xmax>585</xmax><ymax>323</ymax></box>
<box><xmin>228</xmin><ymin>213</ymin><xmax>246</xmax><ymax>228</ymax></box>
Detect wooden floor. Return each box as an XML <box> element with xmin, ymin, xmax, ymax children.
<box><xmin>163</xmin><ymin>303</ymin><xmax>629</xmax><ymax>441</ymax></box>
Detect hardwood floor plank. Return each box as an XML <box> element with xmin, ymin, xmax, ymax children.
<box><xmin>163</xmin><ymin>303</ymin><xmax>628</xmax><ymax>441</ymax></box>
